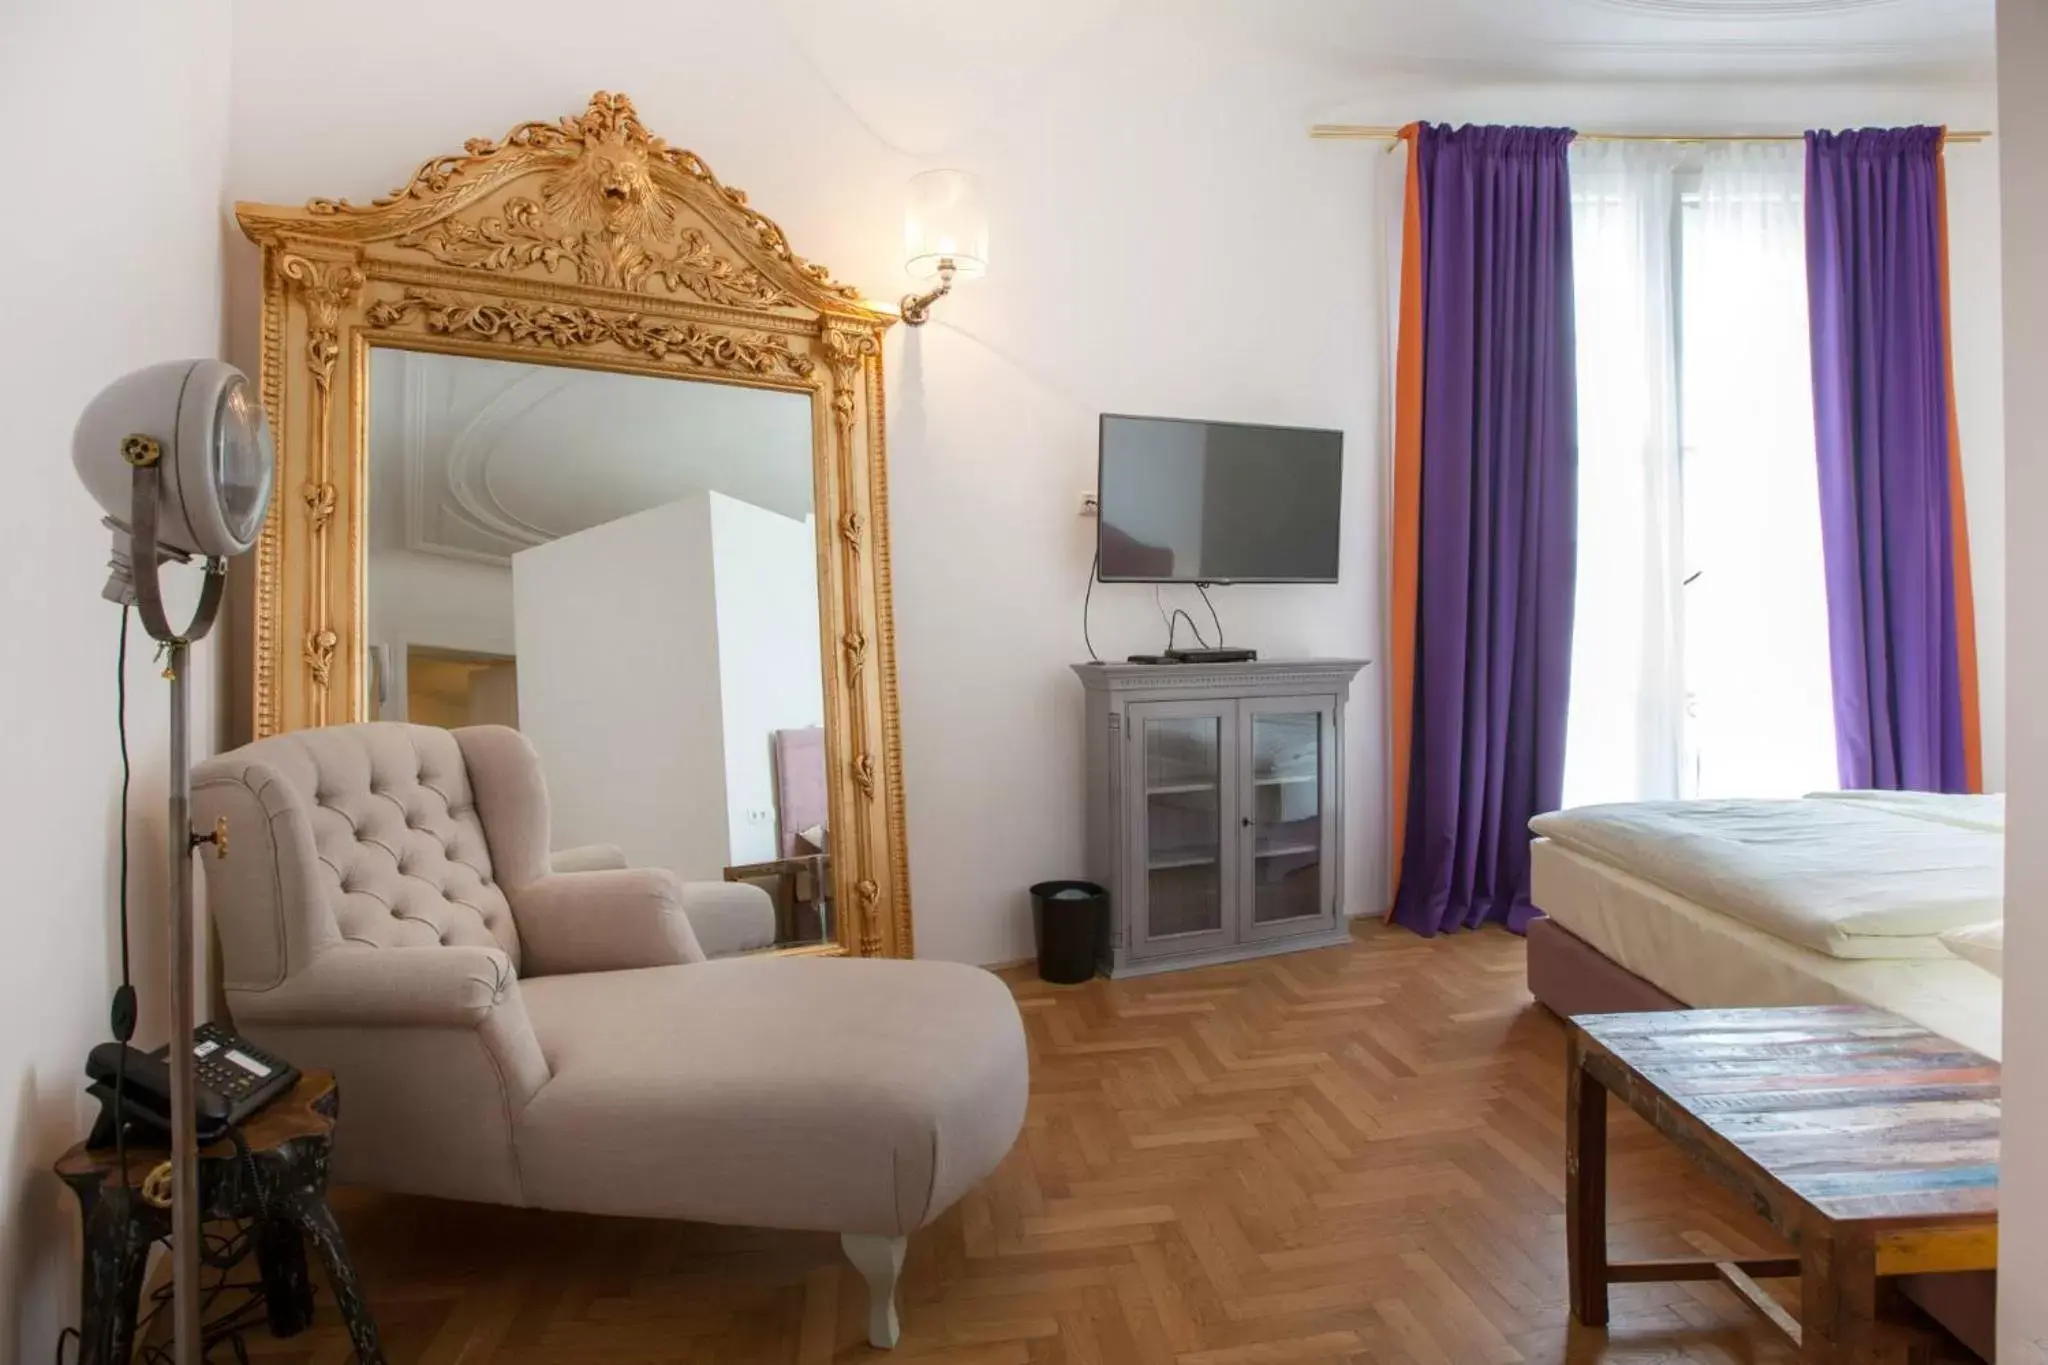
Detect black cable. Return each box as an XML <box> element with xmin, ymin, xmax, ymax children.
<box><xmin>116</xmin><ymin>603</ymin><xmax>131</xmax><ymax>989</ymax></box>
<box><xmin>132</xmin><ymin>1209</ymin><xmax>271</xmax><ymax>1365</ymax></box>
<box><xmin>1166</xmin><ymin>608</ymin><xmax>1210</xmax><ymax>652</ymax></box>
<box><xmin>113</xmin><ymin>604</ymin><xmax>134</xmax><ymax>1199</ymax></box>
<box><xmin>1082</xmin><ymin>550</ymin><xmax>1102</xmax><ymax>663</ymax></box>
<box><xmin>230</xmin><ymin>1124</ymin><xmax>267</xmax><ymax>1244</ymax></box>
<box><xmin>65</xmin><ymin>608</ymin><xmax>138</xmax><ymax>1365</ymax></box>
<box><xmin>1195</xmin><ymin>582</ymin><xmax>1224</xmax><ymax>647</ymax></box>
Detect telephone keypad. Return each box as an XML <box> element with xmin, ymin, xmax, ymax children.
<box><xmin>191</xmin><ymin>1022</ymin><xmax>285</xmax><ymax>1102</ymax></box>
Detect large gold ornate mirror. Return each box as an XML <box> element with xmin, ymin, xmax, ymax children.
<box><xmin>235</xmin><ymin>92</ymin><xmax>910</xmax><ymax>958</ymax></box>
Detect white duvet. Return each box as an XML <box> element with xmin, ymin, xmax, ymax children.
<box><xmin>1805</xmin><ymin>789</ymin><xmax>2006</xmax><ymax>833</ymax></box>
<box><xmin>1528</xmin><ymin>796</ymin><xmax>2003</xmax><ymax>959</ymax></box>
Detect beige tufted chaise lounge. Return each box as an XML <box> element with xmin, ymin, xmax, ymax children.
<box><xmin>192</xmin><ymin>722</ymin><xmax>1028</xmax><ymax>1347</ymax></box>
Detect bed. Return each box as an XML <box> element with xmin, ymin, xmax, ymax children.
<box><xmin>1525</xmin><ymin>792</ymin><xmax>2005</xmax><ymax>1360</ymax></box>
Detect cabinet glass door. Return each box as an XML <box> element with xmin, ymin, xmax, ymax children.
<box><xmin>1128</xmin><ymin>701</ymin><xmax>1237</xmax><ymax>954</ymax></box>
<box><xmin>1240</xmin><ymin>699</ymin><xmax>1336</xmax><ymax>937</ymax></box>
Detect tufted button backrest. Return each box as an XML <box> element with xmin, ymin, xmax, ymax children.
<box><xmin>195</xmin><ymin>724</ymin><xmax>521</xmax><ymax>979</ymax></box>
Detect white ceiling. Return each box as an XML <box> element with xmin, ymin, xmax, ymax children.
<box><xmin>368</xmin><ymin>351</ymin><xmax>815</xmax><ymax>565</ymax></box>
<box><xmin>770</xmin><ymin>0</ymin><xmax>1992</xmax><ymax>151</ymax></box>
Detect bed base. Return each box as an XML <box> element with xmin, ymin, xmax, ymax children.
<box><xmin>1526</xmin><ymin>915</ymin><xmax>1997</xmax><ymax>1364</ymax></box>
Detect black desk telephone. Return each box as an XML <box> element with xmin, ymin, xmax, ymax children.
<box><xmin>86</xmin><ymin>1022</ymin><xmax>301</xmax><ymax>1147</ymax></box>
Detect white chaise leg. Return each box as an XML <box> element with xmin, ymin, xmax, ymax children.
<box><xmin>841</xmin><ymin>1232</ymin><xmax>907</xmax><ymax>1348</ymax></box>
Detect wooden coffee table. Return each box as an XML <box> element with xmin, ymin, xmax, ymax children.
<box><xmin>1566</xmin><ymin>1006</ymin><xmax>1998</xmax><ymax>1363</ymax></box>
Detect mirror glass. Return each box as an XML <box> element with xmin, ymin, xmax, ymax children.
<box><xmin>365</xmin><ymin>349</ymin><xmax>833</xmax><ymax>956</ymax></box>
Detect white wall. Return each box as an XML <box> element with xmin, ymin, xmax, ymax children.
<box><xmin>0</xmin><ymin>3</ymin><xmax>233</xmax><ymax>1356</ymax></box>
<box><xmin>514</xmin><ymin>496</ymin><xmax>729</xmax><ymax>877</ymax></box>
<box><xmin>1997</xmin><ymin>1</ymin><xmax>2048</xmax><ymax>1355</ymax></box>
<box><xmin>226</xmin><ymin>3</ymin><xmax>2008</xmax><ymax>966</ymax></box>
<box><xmin>709</xmin><ymin>499</ymin><xmax>825</xmax><ymax>865</ymax></box>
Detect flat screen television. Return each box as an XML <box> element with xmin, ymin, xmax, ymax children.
<box><xmin>1096</xmin><ymin>414</ymin><xmax>1343</xmax><ymax>584</ymax></box>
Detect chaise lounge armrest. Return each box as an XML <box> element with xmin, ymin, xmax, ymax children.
<box><xmin>677</xmin><ymin>879</ymin><xmax>778</xmax><ymax>957</ymax></box>
<box><xmin>511</xmin><ymin>868</ymin><xmax>707</xmax><ymax>976</ymax></box>
<box><xmin>550</xmin><ymin>843</ymin><xmax>628</xmax><ymax>874</ymax></box>
<box><xmin>224</xmin><ymin>943</ymin><xmax>551</xmax><ymax>1207</ymax></box>
<box><xmin>229</xmin><ymin>945</ymin><xmax>525</xmax><ymax>1028</ymax></box>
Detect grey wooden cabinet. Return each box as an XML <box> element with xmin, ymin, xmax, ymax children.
<box><xmin>1072</xmin><ymin>660</ymin><xmax>1368</xmax><ymax>977</ymax></box>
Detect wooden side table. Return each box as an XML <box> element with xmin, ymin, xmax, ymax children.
<box><xmin>1566</xmin><ymin>1006</ymin><xmax>1998</xmax><ymax>1364</ymax></box>
<box><xmin>725</xmin><ymin>854</ymin><xmax>833</xmax><ymax>943</ymax></box>
<box><xmin>55</xmin><ymin>1070</ymin><xmax>384</xmax><ymax>1365</ymax></box>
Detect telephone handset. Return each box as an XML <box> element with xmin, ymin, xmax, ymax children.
<box><xmin>85</xmin><ymin>1021</ymin><xmax>300</xmax><ymax>1147</ymax></box>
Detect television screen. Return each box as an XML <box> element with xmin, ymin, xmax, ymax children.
<box><xmin>1096</xmin><ymin>414</ymin><xmax>1343</xmax><ymax>583</ymax></box>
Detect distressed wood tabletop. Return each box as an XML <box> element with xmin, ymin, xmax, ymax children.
<box><xmin>1566</xmin><ymin>1005</ymin><xmax>1999</xmax><ymax>1362</ymax></box>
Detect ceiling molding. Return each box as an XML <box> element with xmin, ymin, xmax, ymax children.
<box><xmin>1551</xmin><ymin>36</ymin><xmax>1978</xmax><ymax>61</ymax></box>
<box><xmin>1355</xmin><ymin>34</ymin><xmax>1985</xmax><ymax>83</ymax></box>
<box><xmin>383</xmin><ymin>351</ymin><xmax>819</xmax><ymax>573</ymax></box>
<box><xmin>1325</xmin><ymin>0</ymin><xmax>1989</xmax><ymax>83</ymax></box>
<box><xmin>1580</xmin><ymin>0</ymin><xmax>1906</xmax><ymax>15</ymax></box>
<box><xmin>440</xmin><ymin>370</ymin><xmax>579</xmax><ymax>556</ymax></box>
<box><xmin>396</xmin><ymin>350</ymin><xmax>571</xmax><ymax>567</ymax></box>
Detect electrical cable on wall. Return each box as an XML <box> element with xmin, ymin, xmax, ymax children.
<box><xmin>50</xmin><ymin>610</ymin><xmax>132</xmax><ymax>1365</ymax></box>
<box><xmin>1153</xmin><ymin>583</ymin><xmax>1217</xmax><ymax>654</ymax></box>
<box><xmin>112</xmin><ymin>604</ymin><xmax>135</xmax><ymax>1197</ymax></box>
<box><xmin>1195</xmin><ymin>582</ymin><xmax>1225</xmax><ymax>646</ymax></box>
<box><xmin>1082</xmin><ymin>550</ymin><xmax>1102</xmax><ymax>663</ymax></box>
<box><xmin>1164</xmin><ymin>607</ymin><xmax>1211</xmax><ymax>653</ymax></box>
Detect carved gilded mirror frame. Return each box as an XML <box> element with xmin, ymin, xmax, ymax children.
<box><xmin>235</xmin><ymin>92</ymin><xmax>910</xmax><ymax>958</ymax></box>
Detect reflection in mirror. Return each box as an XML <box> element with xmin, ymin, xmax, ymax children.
<box><xmin>366</xmin><ymin>349</ymin><xmax>832</xmax><ymax>955</ymax></box>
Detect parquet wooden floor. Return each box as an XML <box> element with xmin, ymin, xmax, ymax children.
<box><xmin>240</xmin><ymin>921</ymin><xmax>1910</xmax><ymax>1364</ymax></box>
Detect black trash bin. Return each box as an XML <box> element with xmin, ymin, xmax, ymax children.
<box><xmin>1029</xmin><ymin>880</ymin><xmax>1107</xmax><ymax>984</ymax></box>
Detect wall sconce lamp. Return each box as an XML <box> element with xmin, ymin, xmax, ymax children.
<box><xmin>900</xmin><ymin>169</ymin><xmax>987</xmax><ymax>326</ymax></box>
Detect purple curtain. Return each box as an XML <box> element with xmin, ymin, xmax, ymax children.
<box><xmin>1805</xmin><ymin>128</ymin><xmax>1968</xmax><ymax>793</ymax></box>
<box><xmin>1391</xmin><ymin>125</ymin><xmax>1578</xmax><ymax>937</ymax></box>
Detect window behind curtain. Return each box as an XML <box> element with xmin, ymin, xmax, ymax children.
<box><xmin>1564</xmin><ymin>141</ymin><xmax>1837</xmax><ymax>807</ymax></box>
<box><xmin>1563</xmin><ymin>143</ymin><xmax>1683</xmax><ymax>808</ymax></box>
<box><xmin>1679</xmin><ymin>145</ymin><xmax>1836</xmax><ymax>799</ymax></box>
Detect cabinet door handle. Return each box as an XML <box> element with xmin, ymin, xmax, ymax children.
<box><xmin>1241</xmin><ymin>816</ymin><xmax>1254</xmax><ymax>828</ymax></box>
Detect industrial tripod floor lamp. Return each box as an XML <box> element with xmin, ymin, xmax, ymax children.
<box><xmin>73</xmin><ymin>360</ymin><xmax>275</xmax><ymax>1364</ymax></box>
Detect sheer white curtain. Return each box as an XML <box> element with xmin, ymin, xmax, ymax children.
<box><xmin>1564</xmin><ymin>142</ymin><xmax>1686</xmax><ymax>808</ymax></box>
<box><xmin>1680</xmin><ymin>143</ymin><xmax>1837</xmax><ymax>797</ymax></box>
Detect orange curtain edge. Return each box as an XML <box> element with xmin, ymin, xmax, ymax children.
<box><xmin>1935</xmin><ymin>133</ymin><xmax>1985</xmax><ymax>794</ymax></box>
<box><xmin>1386</xmin><ymin>123</ymin><xmax>1425</xmax><ymax>916</ymax></box>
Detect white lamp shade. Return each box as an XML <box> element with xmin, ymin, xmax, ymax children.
<box><xmin>73</xmin><ymin>360</ymin><xmax>274</xmax><ymax>558</ymax></box>
<box><xmin>904</xmin><ymin>170</ymin><xmax>988</xmax><ymax>282</ymax></box>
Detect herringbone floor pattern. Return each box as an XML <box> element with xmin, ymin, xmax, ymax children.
<box><xmin>245</xmin><ymin>922</ymin><xmax>1840</xmax><ymax>1364</ymax></box>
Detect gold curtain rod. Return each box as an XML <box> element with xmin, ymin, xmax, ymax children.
<box><xmin>1311</xmin><ymin>124</ymin><xmax>1992</xmax><ymax>147</ymax></box>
